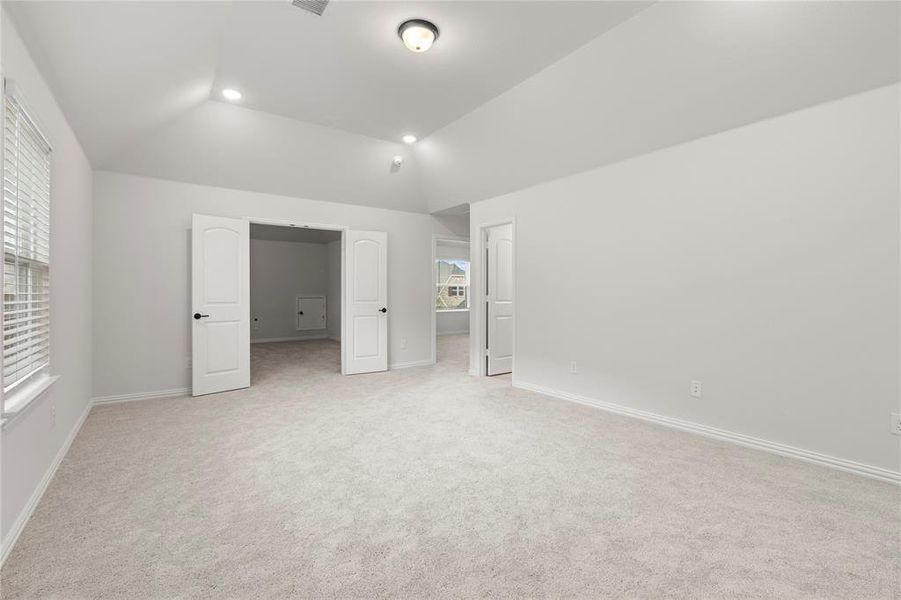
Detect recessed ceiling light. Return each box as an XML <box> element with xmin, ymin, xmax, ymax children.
<box><xmin>398</xmin><ymin>19</ymin><xmax>439</xmax><ymax>53</ymax></box>
<box><xmin>221</xmin><ymin>88</ymin><xmax>242</xmax><ymax>101</ymax></box>
<box><xmin>402</xmin><ymin>134</ymin><xmax>417</xmax><ymax>144</ymax></box>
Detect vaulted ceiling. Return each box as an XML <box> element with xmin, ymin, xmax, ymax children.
<box><xmin>4</xmin><ymin>1</ymin><xmax>648</xmax><ymax>163</ymax></box>
<box><xmin>419</xmin><ymin>0</ymin><xmax>901</xmax><ymax>212</ymax></box>
<box><xmin>4</xmin><ymin>1</ymin><xmax>898</xmax><ymax>214</ymax></box>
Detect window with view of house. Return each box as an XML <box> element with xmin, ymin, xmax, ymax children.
<box><xmin>435</xmin><ymin>259</ymin><xmax>469</xmax><ymax>311</ymax></box>
<box><xmin>3</xmin><ymin>89</ymin><xmax>52</xmax><ymax>403</ymax></box>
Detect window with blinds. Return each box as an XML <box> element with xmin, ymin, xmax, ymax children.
<box><xmin>3</xmin><ymin>90</ymin><xmax>51</xmax><ymax>394</ymax></box>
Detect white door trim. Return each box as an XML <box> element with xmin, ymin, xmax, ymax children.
<box><xmin>430</xmin><ymin>234</ymin><xmax>470</xmax><ymax>366</ymax></box>
<box><xmin>244</xmin><ymin>217</ymin><xmax>346</xmax><ymax>232</ymax></box>
<box><xmin>475</xmin><ymin>218</ymin><xmax>516</xmax><ymax>377</ymax></box>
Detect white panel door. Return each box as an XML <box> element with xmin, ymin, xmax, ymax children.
<box><xmin>192</xmin><ymin>214</ymin><xmax>250</xmax><ymax>396</ymax></box>
<box><xmin>344</xmin><ymin>230</ymin><xmax>388</xmax><ymax>374</ymax></box>
<box><xmin>487</xmin><ymin>223</ymin><xmax>513</xmax><ymax>376</ymax></box>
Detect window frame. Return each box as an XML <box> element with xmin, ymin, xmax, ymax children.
<box><xmin>1</xmin><ymin>78</ymin><xmax>55</xmax><ymax>421</ymax></box>
<box><xmin>435</xmin><ymin>258</ymin><xmax>470</xmax><ymax>312</ymax></box>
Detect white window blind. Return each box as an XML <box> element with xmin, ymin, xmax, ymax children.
<box><xmin>3</xmin><ymin>90</ymin><xmax>51</xmax><ymax>393</ymax></box>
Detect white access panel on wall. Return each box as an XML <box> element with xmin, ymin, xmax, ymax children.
<box><xmin>343</xmin><ymin>230</ymin><xmax>388</xmax><ymax>375</ymax></box>
<box><xmin>296</xmin><ymin>296</ymin><xmax>327</xmax><ymax>331</ymax></box>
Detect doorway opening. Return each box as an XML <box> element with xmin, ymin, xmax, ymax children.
<box><xmin>478</xmin><ymin>221</ymin><xmax>514</xmax><ymax>377</ymax></box>
<box><xmin>249</xmin><ymin>223</ymin><xmax>343</xmax><ymax>378</ymax></box>
<box><xmin>431</xmin><ymin>235</ymin><xmax>471</xmax><ymax>372</ymax></box>
<box><xmin>191</xmin><ymin>214</ymin><xmax>390</xmax><ymax>397</ymax></box>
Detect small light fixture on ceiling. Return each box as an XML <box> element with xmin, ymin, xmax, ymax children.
<box><xmin>398</xmin><ymin>19</ymin><xmax>439</xmax><ymax>53</ymax></box>
<box><xmin>221</xmin><ymin>88</ymin><xmax>242</xmax><ymax>101</ymax></box>
<box><xmin>402</xmin><ymin>134</ymin><xmax>417</xmax><ymax>144</ymax></box>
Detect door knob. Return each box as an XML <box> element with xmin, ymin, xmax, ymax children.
<box><xmin>379</xmin><ymin>307</ymin><xmax>387</xmax><ymax>313</ymax></box>
<box><xmin>193</xmin><ymin>313</ymin><xmax>210</xmax><ymax>320</ymax></box>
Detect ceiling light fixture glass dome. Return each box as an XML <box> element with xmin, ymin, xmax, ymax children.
<box><xmin>398</xmin><ymin>19</ymin><xmax>439</xmax><ymax>53</ymax></box>
<box><xmin>221</xmin><ymin>88</ymin><xmax>242</xmax><ymax>101</ymax></box>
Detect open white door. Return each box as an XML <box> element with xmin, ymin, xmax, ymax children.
<box><xmin>192</xmin><ymin>214</ymin><xmax>250</xmax><ymax>396</ymax></box>
<box><xmin>344</xmin><ymin>230</ymin><xmax>388</xmax><ymax>374</ymax></box>
<box><xmin>487</xmin><ymin>223</ymin><xmax>513</xmax><ymax>375</ymax></box>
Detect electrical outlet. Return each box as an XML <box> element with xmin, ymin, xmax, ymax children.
<box><xmin>252</xmin><ymin>316</ymin><xmax>261</xmax><ymax>331</ymax></box>
<box><xmin>50</xmin><ymin>404</ymin><xmax>56</xmax><ymax>429</ymax></box>
<box><xmin>690</xmin><ymin>380</ymin><xmax>703</xmax><ymax>399</ymax></box>
<box><xmin>891</xmin><ymin>412</ymin><xmax>901</xmax><ymax>436</ymax></box>
<box><xmin>401</xmin><ymin>337</ymin><xmax>407</xmax><ymax>350</ymax></box>
<box><xmin>570</xmin><ymin>361</ymin><xmax>578</xmax><ymax>374</ymax></box>
<box><xmin>184</xmin><ymin>356</ymin><xmax>192</xmax><ymax>370</ymax></box>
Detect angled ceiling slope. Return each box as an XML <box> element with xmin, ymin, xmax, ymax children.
<box><xmin>6</xmin><ymin>2</ymin><xmax>897</xmax><ymax>216</ymax></box>
<box><xmin>419</xmin><ymin>1</ymin><xmax>901</xmax><ymax>212</ymax></box>
<box><xmin>3</xmin><ymin>0</ymin><xmax>650</xmax><ymax>213</ymax></box>
<box><xmin>209</xmin><ymin>1</ymin><xmax>650</xmax><ymax>141</ymax></box>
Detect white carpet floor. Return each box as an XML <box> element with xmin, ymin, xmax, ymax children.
<box><xmin>1</xmin><ymin>334</ymin><xmax>898</xmax><ymax>598</ymax></box>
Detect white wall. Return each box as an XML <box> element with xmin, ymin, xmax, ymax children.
<box><xmin>1</xmin><ymin>14</ymin><xmax>94</xmax><ymax>551</ymax></box>
<box><xmin>436</xmin><ymin>241</ymin><xmax>470</xmax><ymax>261</ymax></box>
<box><xmin>250</xmin><ymin>239</ymin><xmax>334</xmax><ymax>341</ymax></box>
<box><xmin>421</xmin><ymin>2</ymin><xmax>899</xmax><ymax>212</ymax></box>
<box><xmin>469</xmin><ymin>85</ymin><xmax>900</xmax><ymax>474</ymax></box>
<box><xmin>93</xmin><ymin>171</ymin><xmax>461</xmax><ymax>397</ymax></box>
<box><xmin>326</xmin><ymin>240</ymin><xmax>341</xmax><ymax>342</ymax></box>
<box><xmin>437</xmin><ymin>312</ymin><xmax>469</xmax><ymax>336</ymax></box>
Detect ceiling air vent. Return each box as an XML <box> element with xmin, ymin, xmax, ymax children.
<box><xmin>291</xmin><ymin>0</ymin><xmax>329</xmax><ymax>16</ymax></box>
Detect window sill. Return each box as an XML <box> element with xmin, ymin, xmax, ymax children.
<box><xmin>437</xmin><ymin>309</ymin><xmax>470</xmax><ymax>313</ymax></box>
<box><xmin>1</xmin><ymin>374</ymin><xmax>59</xmax><ymax>428</ymax></box>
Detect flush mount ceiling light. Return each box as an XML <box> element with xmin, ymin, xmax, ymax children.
<box><xmin>398</xmin><ymin>19</ymin><xmax>439</xmax><ymax>53</ymax></box>
<box><xmin>402</xmin><ymin>134</ymin><xmax>417</xmax><ymax>144</ymax></box>
<box><xmin>221</xmin><ymin>88</ymin><xmax>242</xmax><ymax>101</ymax></box>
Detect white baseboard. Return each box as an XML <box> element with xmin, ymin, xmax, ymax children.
<box><xmin>92</xmin><ymin>388</ymin><xmax>190</xmax><ymax>406</ymax></box>
<box><xmin>514</xmin><ymin>381</ymin><xmax>901</xmax><ymax>485</ymax></box>
<box><xmin>1</xmin><ymin>398</ymin><xmax>93</xmax><ymax>566</ymax></box>
<box><xmin>389</xmin><ymin>359</ymin><xmax>435</xmax><ymax>370</ymax></box>
<box><xmin>437</xmin><ymin>330</ymin><xmax>470</xmax><ymax>336</ymax></box>
<box><xmin>251</xmin><ymin>333</ymin><xmax>328</xmax><ymax>344</ymax></box>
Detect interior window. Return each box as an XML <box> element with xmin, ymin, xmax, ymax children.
<box><xmin>435</xmin><ymin>259</ymin><xmax>469</xmax><ymax>311</ymax></box>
